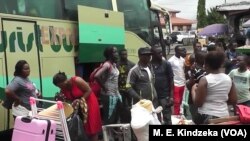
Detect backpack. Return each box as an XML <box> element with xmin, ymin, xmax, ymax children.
<box><xmin>89</xmin><ymin>61</ymin><xmax>112</xmax><ymax>96</ymax></box>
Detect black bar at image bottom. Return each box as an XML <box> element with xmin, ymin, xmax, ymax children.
<box><xmin>149</xmin><ymin>125</ymin><xmax>250</xmax><ymax>140</ymax></box>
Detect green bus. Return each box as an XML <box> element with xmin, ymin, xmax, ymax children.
<box><xmin>0</xmin><ymin>0</ymin><xmax>170</xmax><ymax>130</ymax></box>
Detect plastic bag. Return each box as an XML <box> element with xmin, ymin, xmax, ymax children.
<box><xmin>237</xmin><ymin>104</ymin><xmax>250</xmax><ymax>124</ymax></box>
<box><xmin>130</xmin><ymin>100</ymin><xmax>161</xmax><ymax>141</ymax></box>
<box><xmin>67</xmin><ymin>110</ymin><xmax>89</xmax><ymax>141</ymax></box>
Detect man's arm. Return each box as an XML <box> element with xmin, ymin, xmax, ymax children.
<box><xmin>125</xmin><ymin>69</ymin><xmax>141</xmax><ymax>101</ymax></box>
<box><xmin>165</xmin><ymin>61</ymin><xmax>174</xmax><ymax>98</ymax></box>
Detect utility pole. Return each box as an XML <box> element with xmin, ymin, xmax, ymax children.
<box><xmin>225</xmin><ymin>0</ymin><xmax>226</xmax><ymax>4</ymax></box>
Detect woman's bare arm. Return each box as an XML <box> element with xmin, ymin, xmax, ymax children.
<box><xmin>75</xmin><ymin>77</ymin><xmax>91</xmax><ymax>99</ymax></box>
<box><xmin>227</xmin><ymin>82</ymin><xmax>237</xmax><ymax>105</ymax></box>
<box><xmin>94</xmin><ymin>62</ymin><xmax>111</xmax><ymax>92</ymax></box>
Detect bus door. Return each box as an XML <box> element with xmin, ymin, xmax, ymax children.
<box><xmin>1</xmin><ymin>19</ymin><xmax>42</xmax><ymax>129</ymax></box>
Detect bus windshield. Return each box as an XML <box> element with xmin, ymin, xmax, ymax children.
<box><xmin>116</xmin><ymin>0</ymin><xmax>161</xmax><ymax>46</ymax></box>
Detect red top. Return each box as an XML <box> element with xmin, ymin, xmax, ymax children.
<box><xmin>61</xmin><ymin>77</ymin><xmax>83</xmax><ymax>100</ymax></box>
<box><xmin>61</xmin><ymin>77</ymin><xmax>102</xmax><ymax>135</ymax></box>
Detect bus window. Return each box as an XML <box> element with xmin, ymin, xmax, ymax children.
<box><xmin>117</xmin><ymin>0</ymin><xmax>153</xmax><ymax>45</ymax></box>
<box><xmin>0</xmin><ymin>0</ymin><xmax>64</xmax><ymax>19</ymax></box>
<box><xmin>0</xmin><ymin>0</ymin><xmax>113</xmax><ymax>21</ymax></box>
<box><xmin>64</xmin><ymin>0</ymin><xmax>113</xmax><ymax>20</ymax></box>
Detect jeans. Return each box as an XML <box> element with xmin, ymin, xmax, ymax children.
<box><xmin>100</xmin><ymin>94</ymin><xmax>122</xmax><ymax>125</ymax></box>
<box><xmin>158</xmin><ymin>98</ymin><xmax>172</xmax><ymax>125</ymax></box>
<box><xmin>119</xmin><ymin>91</ymin><xmax>132</xmax><ymax>123</ymax></box>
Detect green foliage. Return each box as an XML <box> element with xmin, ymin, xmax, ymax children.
<box><xmin>206</xmin><ymin>7</ymin><xmax>226</xmax><ymax>25</ymax></box>
<box><xmin>197</xmin><ymin>0</ymin><xmax>226</xmax><ymax>28</ymax></box>
<box><xmin>197</xmin><ymin>0</ymin><xmax>207</xmax><ymax>28</ymax></box>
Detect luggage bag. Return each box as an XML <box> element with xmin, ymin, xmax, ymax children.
<box><xmin>29</xmin><ymin>97</ymin><xmax>71</xmax><ymax>141</ymax></box>
<box><xmin>12</xmin><ymin>116</ymin><xmax>56</xmax><ymax>141</ymax></box>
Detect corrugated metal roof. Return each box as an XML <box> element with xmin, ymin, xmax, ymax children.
<box><xmin>217</xmin><ymin>1</ymin><xmax>250</xmax><ymax>11</ymax></box>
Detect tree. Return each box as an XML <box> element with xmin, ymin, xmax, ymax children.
<box><xmin>206</xmin><ymin>7</ymin><xmax>226</xmax><ymax>25</ymax></box>
<box><xmin>197</xmin><ymin>0</ymin><xmax>207</xmax><ymax>28</ymax></box>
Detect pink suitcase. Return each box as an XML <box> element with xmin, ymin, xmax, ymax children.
<box><xmin>12</xmin><ymin>116</ymin><xmax>56</xmax><ymax>141</ymax></box>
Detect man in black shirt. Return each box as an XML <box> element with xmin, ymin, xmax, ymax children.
<box><xmin>151</xmin><ymin>46</ymin><xmax>174</xmax><ymax>125</ymax></box>
<box><xmin>117</xmin><ymin>48</ymin><xmax>135</xmax><ymax>123</ymax></box>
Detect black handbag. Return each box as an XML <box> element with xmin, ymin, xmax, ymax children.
<box><xmin>2</xmin><ymin>97</ymin><xmax>14</xmax><ymax>109</ymax></box>
<box><xmin>67</xmin><ymin>109</ymin><xmax>89</xmax><ymax>141</ymax></box>
<box><xmin>0</xmin><ymin>128</ymin><xmax>13</xmax><ymax>141</ymax></box>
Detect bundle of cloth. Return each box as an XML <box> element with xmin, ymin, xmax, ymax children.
<box><xmin>130</xmin><ymin>99</ymin><xmax>162</xmax><ymax>141</ymax></box>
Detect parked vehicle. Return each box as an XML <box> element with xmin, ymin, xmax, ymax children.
<box><xmin>170</xmin><ymin>31</ymin><xmax>196</xmax><ymax>44</ymax></box>
<box><xmin>169</xmin><ymin>31</ymin><xmax>179</xmax><ymax>43</ymax></box>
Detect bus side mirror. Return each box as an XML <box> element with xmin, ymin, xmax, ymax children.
<box><xmin>147</xmin><ymin>0</ymin><xmax>152</xmax><ymax>8</ymax></box>
<box><xmin>147</xmin><ymin>0</ymin><xmax>166</xmax><ymax>12</ymax></box>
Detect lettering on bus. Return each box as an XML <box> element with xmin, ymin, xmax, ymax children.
<box><xmin>9</xmin><ymin>27</ymin><xmax>34</xmax><ymax>52</ymax></box>
<box><xmin>0</xmin><ymin>25</ymin><xmax>78</xmax><ymax>53</ymax></box>
<box><xmin>127</xmin><ymin>48</ymin><xmax>137</xmax><ymax>54</ymax></box>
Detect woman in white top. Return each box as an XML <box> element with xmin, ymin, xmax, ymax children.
<box><xmin>191</xmin><ymin>50</ymin><xmax>237</xmax><ymax>124</ymax></box>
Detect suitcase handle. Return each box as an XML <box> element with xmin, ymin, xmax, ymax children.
<box><xmin>21</xmin><ymin>116</ymin><xmax>32</xmax><ymax>123</ymax></box>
